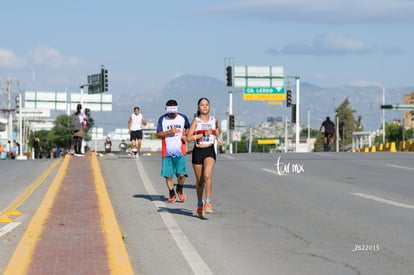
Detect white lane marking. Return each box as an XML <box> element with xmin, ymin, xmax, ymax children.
<box><xmin>386</xmin><ymin>164</ymin><xmax>414</xmax><ymax>171</ymax></box>
<box><xmin>261</xmin><ymin>168</ymin><xmax>281</xmax><ymax>175</ymax></box>
<box><xmin>0</xmin><ymin>222</ymin><xmax>21</xmax><ymax>238</ymax></box>
<box><xmin>351</xmin><ymin>193</ymin><xmax>414</xmax><ymax>209</ymax></box>
<box><xmin>135</xmin><ymin>159</ymin><xmax>213</xmax><ymax>275</ymax></box>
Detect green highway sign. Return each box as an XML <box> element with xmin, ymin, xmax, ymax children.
<box><xmin>243</xmin><ymin>87</ymin><xmax>286</xmax><ymax>101</ymax></box>
<box><xmin>243</xmin><ymin>87</ymin><xmax>284</xmax><ymax>94</ymax></box>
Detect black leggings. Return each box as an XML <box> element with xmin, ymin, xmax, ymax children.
<box><xmin>73</xmin><ymin>136</ymin><xmax>83</xmax><ymax>154</ymax></box>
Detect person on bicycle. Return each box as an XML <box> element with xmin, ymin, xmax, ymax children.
<box><xmin>320</xmin><ymin>116</ymin><xmax>335</xmax><ymax>147</ymax></box>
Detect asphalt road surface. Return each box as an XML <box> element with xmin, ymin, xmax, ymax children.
<box><xmin>1</xmin><ymin>152</ymin><xmax>414</xmax><ymax>275</ymax></box>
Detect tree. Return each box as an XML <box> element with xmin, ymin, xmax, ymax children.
<box><xmin>48</xmin><ymin>114</ymin><xmax>95</xmax><ymax>150</ymax></box>
<box><xmin>386</xmin><ymin>122</ymin><xmax>403</xmax><ymax>144</ymax></box>
<box><xmin>49</xmin><ymin>115</ymin><xmax>73</xmax><ymax>150</ymax></box>
<box><xmin>335</xmin><ymin>98</ymin><xmax>358</xmax><ymax>150</ymax></box>
<box><xmin>300</xmin><ymin>127</ymin><xmax>319</xmax><ymax>139</ymax></box>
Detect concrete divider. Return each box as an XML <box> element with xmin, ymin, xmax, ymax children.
<box><xmin>409</xmin><ymin>141</ymin><xmax>414</xmax><ymax>152</ymax></box>
<box><xmin>389</xmin><ymin>142</ymin><xmax>397</xmax><ymax>152</ymax></box>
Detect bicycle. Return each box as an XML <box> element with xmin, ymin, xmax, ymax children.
<box><xmin>322</xmin><ymin>132</ymin><xmax>334</xmax><ymax>152</ymax></box>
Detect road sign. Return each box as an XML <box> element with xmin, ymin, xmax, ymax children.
<box><xmin>267</xmin><ymin>101</ymin><xmax>283</xmax><ymax>105</ymax></box>
<box><xmin>24</xmin><ymin>91</ymin><xmax>113</xmax><ymax>112</ymax></box>
<box><xmin>70</xmin><ymin>93</ymin><xmax>112</xmax><ymax>111</ymax></box>
<box><xmin>87</xmin><ymin>73</ymin><xmax>101</xmax><ymax>85</ymax></box>
<box><xmin>25</xmin><ymin>91</ymin><xmax>68</xmax><ymax>110</ymax></box>
<box><xmin>232</xmin><ymin>131</ymin><xmax>241</xmax><ymax>142</ymax></box>
<box><xmin>234</xmin><ymin>66</ymin><xmax>284</xmax><ymax>88</ymax></box>
<box><xmin>88</xmin><ymin>73</ymin><xmax>102</xmax><ymax>94</ymax></box>
<box><xmin>258</xmin><ymin>139</ymin><xmax>278</xmax><ymax>145</ymax></box>
<box><xmin>243</xmin><ymin>87</ymin><xmax>285</xmax><ymax>101</ymax></box>
<box><xmin>16</xmin><ymin>108</ymin><xmax>51</xmax><ymax>117</ymax></box>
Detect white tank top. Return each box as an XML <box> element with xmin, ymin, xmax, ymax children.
<box><xmin>195</xmin><ymin>116</ymin><xmax>216</xmax><ymax>145</ymax></box>
<box><xmin>130</xmin><ymin>113</ymin><xmax>143</xmax><ymax>131</ymax></box>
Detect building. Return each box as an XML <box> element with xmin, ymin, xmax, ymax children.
<box><xmin>403</xmin><ymin>93</ymin><xmax>414</xmax><ymax>128</ymax></box>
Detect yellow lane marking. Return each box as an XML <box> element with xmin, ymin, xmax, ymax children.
<box><xmin>0</xmin><ymin>158</ymin><xmax>61</xmax><ymax>223</ymax></box>
<box><xmin>3</xmin><ymin>155</ymin><xmax>70</xmax><ymax>275</ymax></box>
<box><xmin>90</xmin><ymin>153</ymin><xmax>134</xmax><ymax>275</ymax></box>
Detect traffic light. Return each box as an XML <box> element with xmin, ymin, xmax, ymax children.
<box><xmin>286</xmin><ymin>90</ymin><xmax>292</xmax><ymax>107</ymax></box>
<box><xmin>225</xmin><ymin>66</ymin><xmax>233</xmax><ymax>87</ymax></box>
<box><xmin>15</xmin><ymin>94</ymin><xmax>20</xmax><ymax>112</ymax></box>
<box><xmin>101</xmin><ymin>68</ymin><xmax>108</xmax><ymax>92</ymax></box>
<box><xmin>229</xmin><ymin>114</ymin><xmax>235</xmax><ymax>130</ymax></box>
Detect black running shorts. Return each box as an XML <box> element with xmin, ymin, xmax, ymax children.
<box><xmin>130</xmin><ymin>130</ymin><xmax>143</xmax><ymax>141</ymax></box>
<box><xmin>192</xmin><ymin>145</ymin><xmax>216</xmax><ymax>164</ymax></box>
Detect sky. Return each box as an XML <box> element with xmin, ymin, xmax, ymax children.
<box><xmin>1</xmin><ymin>0</ymin><xmax>414</xmax><ymax>97</ymax></box>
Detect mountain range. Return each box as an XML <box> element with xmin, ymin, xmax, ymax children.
<box><xmin>2</xmin><ymin>75</ymin><xmax>413</xmax><ymax>133</ymax></box>
<box><xmin>92</xmin><ymin>75</ymin><xmax>413</xmax><ymax>133</ymax></box>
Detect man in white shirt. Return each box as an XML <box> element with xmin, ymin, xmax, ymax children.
<box><xmin>128</xmin><ymin>106</ymin><xmax>147</xmax><ymax>156</ymax></box>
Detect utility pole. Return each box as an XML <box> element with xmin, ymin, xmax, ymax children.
<box><xmin>0</xmin><ymin>79</ymin><xmax>19</xmax><ymax>142</ymax></box>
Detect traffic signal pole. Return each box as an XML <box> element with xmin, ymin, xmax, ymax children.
<box><xmin>225</xmin><ymin>58</ymin><xmax>234</xmax><ymax>154</ymax></box>
<box><xmin>228</xmin><ymin>90</ymin><xmax>233</xmax><ymax>154</ymax></box>
<box><xmin>295</xmin><ymin>77</ymin><xmax>300</xmax><ymax>152</ymax></box>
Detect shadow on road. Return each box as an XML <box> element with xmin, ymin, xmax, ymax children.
<box><xmin>157</xmin><ymin>207</ymin><xmax>198</xmax><ymax>218</ymax></box>
<box><xmin>133</xmin><ymin>194</ymin><xmax>164</xmax><ymax>201</ymax></box>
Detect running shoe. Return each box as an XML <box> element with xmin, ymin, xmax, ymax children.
<box><xmin>176</xmin><ymin>190</ymin><xmax>186</xmax><ymax>202</ymax></box>
<box><xmin>205</xmin><ymin>202</ymin><xmax>213</xmax><ymax>213</ymax></box>
<box><xmin>167</xmin><ymin>194</ymin><xmax>176</xmax><ymax>203</ymax></box>
<box><xmin>196</xmin><ymin>202</ymin><xmax>205</xmax><ymax>218</ymax></box>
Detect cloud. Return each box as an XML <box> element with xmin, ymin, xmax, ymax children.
<box><xmin>27</xmin><ymin>45</ymin><xmax>85</xmax><ymax>69</ymax></box>
<box><xmin>0</xmin><ymin>46</ymin><xmax>86</xmax><ymax>71</ymax></box>
<box><xmin>268</xmin><ymin>32</ymin><xmax>375</xmax><ymax>55</ymax></box>
<box><xmin>312</xmin><ymin>33</ymin><xmax>373</xmax><ymax>54</ymax></box>
<box><xmin>203</xmin><ymin>0</ymin><xmax>414</xmax><ymax>23</ymax></box>
<box><xmin>0</xmin><ymin>48</ymin><xmax>26</xmax><ymax>69</ymax></box>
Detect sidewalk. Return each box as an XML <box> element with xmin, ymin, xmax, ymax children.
<box><xmin>4</xmin><ymin>154</ymin><xmax>133</xmax><ymax>275</ymax></box>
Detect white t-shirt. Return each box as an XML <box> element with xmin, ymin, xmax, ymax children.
<box><xmin>157</xmin><ymin>113</ymin><xmax>190</xmax><ymax>158</ymax></box>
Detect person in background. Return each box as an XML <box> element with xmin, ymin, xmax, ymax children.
<box><xmin>119</xmin><ymin>139</ymin><xmax>128</xmax><ymax>154</ymax></box>
<box><xmin>13</xmin><ymin>140</ymin><xmax>20</xmax><ymax>158</ymax></box>
<box><xmin>156</xmin><ymin>99</ymin><xmax>190</xmax><ymax>203</ymax></box>
<box><xmin>33</xmin><ymin>136</ymin><xmax>41</xmax><ymax>159</ymax></box>
<box><xmin>130</xmin><ymin>139</ymin><xmax>139</xmax><ymax>158</ymax></box>
<box><xmin>0</xmin><ymin>144</ymin><xmax>6</xmax><ymax>160</ymax></box>
<box><xmin>72</xmin><ymin>103</ymin><xmax>88</xmax><ymax>156</ymax></box>
<box><xmin>187</xmin><ymin>97</ymin><xmax>222</xmax><ymax>218</ymax></box>
<box><xmin>104</xmin><ymin>136</ymin><xmax>112</xmax><ymax>155</ymax></box>
<box><xmin>128</xmin><ymin>106</ymin><xmax>147</xmax><ymax>157</ymax></box>
<box><xmin>6</xmin><ymin>140</ymin><xmax>14</xmax><ymax>159</ymax></box>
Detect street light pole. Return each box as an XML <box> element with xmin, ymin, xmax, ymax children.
<box><xmin>228</xmin><ymin>90</ymin><xmax>233</xmax><ymax>154</ymax></box>
<box><xmin>382</xmin><ymin>87</ymin><xmax>385</xmax><ymax>143</ymax></box>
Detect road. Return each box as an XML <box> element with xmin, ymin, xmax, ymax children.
<box><xmin>1</xmin><ymin>152</ymin><xmax>414</xmax><ymax>274</ymax></box>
